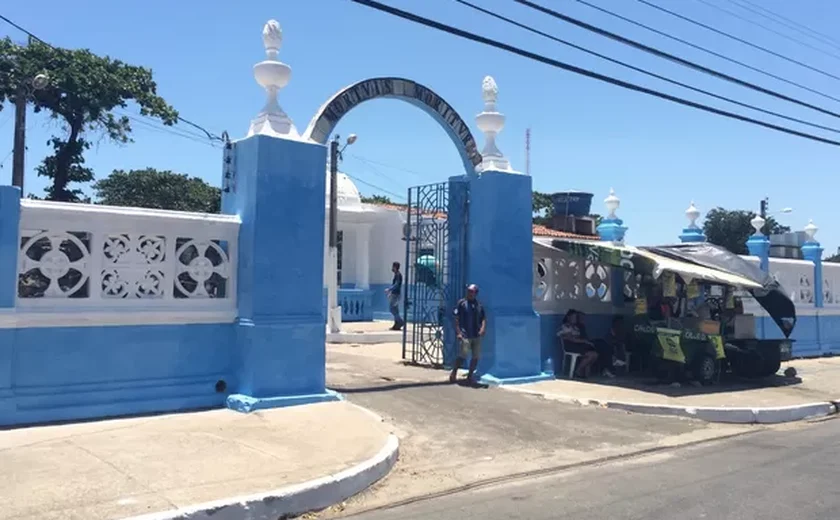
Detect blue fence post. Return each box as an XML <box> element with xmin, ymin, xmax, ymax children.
<box><xmin>679</xmin><ymin>201</ymin><xmax>706</xmax><ymax>243</ymax></box>
<box><xmin>0</xmin><ymin>186</ymin><xmax>19</xmax><ymax>310</ymax></box>
<box><xmin>746</xmin><ymin>214</ymin><xmax>771</xmax><ymax>273</ymax></box>
<box><xmin>0</xmin><ymin>185</ymin><xmax>20</xmax><ymax>412</ymax></box>
<box><xmin>801</xmin><ymin>220</ymin><xmax>823</xmax><ymax>309</ymax></box>
<box><xmin>224</xmin><ymin>21</ymin><xmax>338</xmax><ymax>412</ymax></box>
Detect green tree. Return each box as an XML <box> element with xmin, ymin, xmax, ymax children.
<box><xmin>826</xmin><ymin>251</ymin><xmax>840</xmax><ymax>263</ymax></box>
<box><xmin>361</xmin><ymin>194</ymin><xmax>393</xmax><ymax>204</ymax></box>
<box><xmin>0</xmin><ymin>38</ymin><xmax>178</xmax><ymax>202</ymax></box>
<box><xmin>532</xmin><ymin>191</ymin><xmax>553</xmax><ymax>225</ymax></box>
<box><xmin>93</xmin><ymin>168</ymin><xmax>220</xmax><ymax>213</ymax></box>
<box><xmin>703</xmin><ymin>207</ymin><xmax>790</xmax><ymax>255</ymax></box>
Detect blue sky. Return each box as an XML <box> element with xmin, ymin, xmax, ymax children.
<box><xmin>1</xmin><ymin>0</ymin><xmax>838</xmax><ymax>254</ymax></box>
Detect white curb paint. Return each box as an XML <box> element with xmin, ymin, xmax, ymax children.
<box><xmin>504</xmin><ymin>386</ymin><xmax>838</xmax><ymax>424</ymax></box>
<box><xmin>327</xmin><ymin>331</ymin><xmax>402</xmax><ymax>344</ymax></box>
<box><xmin>121</xmin><ymin>434</ymin><xmax>399</xmax><ymax>520</ymax></box>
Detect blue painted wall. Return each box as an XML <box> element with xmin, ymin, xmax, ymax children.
<box><xmin>223</xmin><ymin>135</ymin><xmax>336</xmax><ymax>410</ymax></box>
<box><xmin>0</xmin><ymin>186</ymin><xmax>19</xmax><ymax>309</ymax></box>
<box><xmin>756</xmin><ymin>313</ymin><xmax>840</xmax><ymax>357</ymax></box>
<box><xmin>467</xmin><ymin>171</ymin><xmax>545</xmax><ymax>384</ymax></box>
<box><xmin>0</xmin><ymin>323</ymin><xmax>235</xmax><ymax>427</ymax></box>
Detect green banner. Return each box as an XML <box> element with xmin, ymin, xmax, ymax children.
<box><xmin>657</xmin><ymin>328</ymin><xmax>685</xmax><ymax>363</ymax></box>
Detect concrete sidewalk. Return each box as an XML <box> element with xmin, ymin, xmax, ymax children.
<box><xmin>509</xmin><ymin>357</ymin><xmax>840</xmax><ymax>423</ymax></box>
<box><xmin>0</xmin><ymin>401</ymin><xmax>397</xmax><ymax>520</ymax></box>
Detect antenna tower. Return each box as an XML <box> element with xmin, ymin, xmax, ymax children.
<box><xmin>525</xmin><ymin>128</ymin><xmax>531</xmax><ymax>175</ymax></box>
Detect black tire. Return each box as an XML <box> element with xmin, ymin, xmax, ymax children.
<box><xmin>757</xmin><ymin>348</ymin><xmax>782</xmax><ymax>378</ymax></box>
<box><xmin>693</xmin><ymin>353</ymin><xmax>718</xmax><ymax>385</ymax></box>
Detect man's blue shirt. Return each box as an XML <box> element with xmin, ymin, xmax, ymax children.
<box><xmin>454</xmin><ymin>298</ymin><xmax>485</xmax><ymax>339</ymax></box>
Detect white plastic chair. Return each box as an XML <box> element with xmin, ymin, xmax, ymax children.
<box><xmin>558</xmin><ymin>337</ymin><xmax>580</xmax><ymax>379</ymax></box>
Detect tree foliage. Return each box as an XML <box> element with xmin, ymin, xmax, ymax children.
<box><xmin>361</xmin><ymin>194</ymin><xmax>393</xmax><ymax>204</ymax></box>
<box><xmin>0</xmin><ymin>38</ymin><xmax>178</xmax><ymax>201</ymax></box>
<box><xmin>532</xmin><ymin>191</ymin><xmax>553</xmax><ymax>226</ymax></box>
<box><xmin>703</xmin><ymin>207</ymin><xmax>790</xmax><ymax>255</ymax></box>
<box><xmin>93</xmin><ymin>168</ymin><xmax>220</xmax><ymax>213</ymax></box>
<box><xmin>826</xmin><ymin>252</ymin><xmax>840</xmax><ymax>263</ymax></box>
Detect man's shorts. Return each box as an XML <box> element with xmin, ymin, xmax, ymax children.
<box><xmin>459</xmin><ymin>337</ymin><xmax>482</xmax><ymax>358</ymax></box>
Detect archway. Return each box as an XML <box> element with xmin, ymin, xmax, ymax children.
<box><xmin>302</xmin><ymin>77</ymin><xmax>482</xmax><ymax>175</ymax></box>
<box><xmin>307</xmin><ymin>77</ymin><xmax>480</xmax><ymax>368</ymax></box>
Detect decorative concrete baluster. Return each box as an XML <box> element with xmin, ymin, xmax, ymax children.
<box><xmin>680</xmin><ymin>201</ymin><xmax>706</xmax><ymax>243</ymax></box>
<box><xmin>802</xmin><ymin>220</ymin><xmax>824</xmax><ymax>308</ymax></box>
<box><xmin>466</xmin><ymin>76</ymin><xmax>549</xmax><ymax>383</ymax></box>
<box><xmin>247</xmin><ymin>20</ymin><xmax>299</xmax><ymax>139</ymax></box>
<box><xmin>596</xmin><ymin>189</ymin><xmax>628</xmax><ymax>243</ymax></box>
<box><xmin>746</xmin><ymin>213</ymin><xmax>770</xmax><ymax>273</ymax></box>
<box><xmin>225</xmin><ymin>20</ymin><xmax>336</xmax><ymax>412</ymax></box>
<box><xmin>475</xmin><ymin>76</ymin><xmax>513</xmax><ymax>173</ymax></box>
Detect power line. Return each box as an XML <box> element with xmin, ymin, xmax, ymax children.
<box><xmin>0</xmin><ymin>70</ymin><xmax>220</xmax><ymax>149</ymax></box>
<box><xmin>0</xmin><ymin>12</ymin><xmax>223</xmax><ymax>143</ymax></box>
<box><xmin>349</xmin><ymin>0</ymin><xmax>840</xmax><ymax>147</ymax></box>
<box><xmin>515</xmin><ymin>0</ymin><xmax>840</xmax><ymax>119</ymax></box>
<box><xmin>727</xmin><ymin>0</ymin><xmax>840</xmax><ymax>49</ymax></box>
<box><xmin>724</xmin><ymin>0</ymin><xmax>840</xmax><ymax>51</ymax></box>
<box><xmin>348</xmin><ymin>154</ymin><xmax>426</xmax><ymax>178</ymax></box>
<box><xmin>569</xmin><ymin>0</ymin><xmax>840</xmax><ymax>105</ymax></box>
<box><xmin>632</xmin><ymin>0</ymin><xmax>840</xmax><ymax>82</ymax></box>
<box><xmin>692</xmin><ymin>0</ymin><xmax>840</xmax><ymax>61</ymax></box>
<box><xmin>456</xmin><ymin>0</ymin><xmax>840</xmax><ymax>135</ymax></box>
<box><xmin>345</xmin><ymin>172</ymin><xmax>407</xmax><ymax>201</ymax></box>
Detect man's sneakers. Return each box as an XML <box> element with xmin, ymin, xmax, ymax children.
<box><xmin>389</xmin><ymin>323</ymin><xmax>404</xmax><ymax>331</ymax></box>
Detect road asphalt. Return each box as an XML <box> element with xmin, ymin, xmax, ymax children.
<box><xmin>340</xmin><ymin>416</ymin><xmax>840</xmax><ymax>520</ymax></box>
<box><xmin>325</xmin><ymin>343</ymin><xmax>751</xmax><ymax>513</ymax></box>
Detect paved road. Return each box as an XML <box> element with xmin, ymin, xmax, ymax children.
<box><xmin>340</xmin><ymin>417</ymin><xmax>840</xmax><ymax>520</ymax></box>
<box><xmin>325</xmin><ymin>344</ymin><xmax>749</xmax><ymax>513</ymax></box>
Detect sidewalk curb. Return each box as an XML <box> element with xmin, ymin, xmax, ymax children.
<box><xmin>121</xmin><ymin>433</ymin><xmax>400</xmax><ymax>520</ymax></box>
<box><xmin>504</xmin><ymin>386</ymin><xmax>838</xmax><ymax>424</ymax></box>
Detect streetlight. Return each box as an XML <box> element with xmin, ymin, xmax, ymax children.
<box><xmin>759</xmin><ymin>197</ymin><xmax>793</xmax><ymax>237</ymax></box>
<box><xmin>12</xmin><ymin>72</ymin><xmax>49</xmax><ymax>197</ymax></box>
<box><xmin>327</xmin><ymin>133</ymin><xmax>358</xmax><ymax>334</ymax></box>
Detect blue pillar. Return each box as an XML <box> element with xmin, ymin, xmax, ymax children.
<box><xmin>467</xmin><ymin>170</ymin><xmax>550</xmax><ymax>385</ymax></box>
<box><xmin>0</xmin><ymin>186</ymin><xmax>19</xmax><ymax>414</ymax></box>
<box><xmin>746</xmin><ymin>234</ymin><xmax>770</xmax><ymax>273</ymax></box>
<box><xmin>801</xmin><ymin>223</ymin><xmax>823</xmax><ymax>308</ymax></box>
<box><xmin>223</xmin><ymin>135</ymin><xmax>339</xmax><ymax>412</ymax></box>
<box><xmin>0</xmin><ymin>186</ymin><xmax>19</xmax><ymax>309</ymax></box>
<box><xmin>445</xmin><ymin>175</ymin><xmax>469</xmax><ymax>367</ymax></box>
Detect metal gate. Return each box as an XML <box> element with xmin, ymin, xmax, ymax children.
<box><xmin>402</xmin><ymin>181</ymin><xmax>467</xmax><ymax>366</ymax></box>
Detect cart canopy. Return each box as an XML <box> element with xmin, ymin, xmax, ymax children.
<box><xmin>535</xmin><ymin>238</ymin><xmax>796</xmax><ymax>337</ymax></box>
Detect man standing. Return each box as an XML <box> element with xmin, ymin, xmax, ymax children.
<box><xmin>449</xmin><ymin>284</ymin><xmax>486</xmax><ymax>385</ymax></box>
<box><xmin>385</xmin><ymin>261</ymin><xmax>404</xmax><ymax>331</ymax></box>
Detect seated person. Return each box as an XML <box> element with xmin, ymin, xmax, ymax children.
<box><xmin>558</xmin><ymin>310</ymin><xmax>599</xmax><ymax>378</ymax></box>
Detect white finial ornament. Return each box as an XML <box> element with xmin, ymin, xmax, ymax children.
<box><xmin>604</xmin><ymin>188</ymin><xmax>620</xmax><ymax>219</ymax></box>
<box><xmin>685</xmin><ymin>201</ymin><xmax>700</xmax><ymax>229</ymax></box>
<box><xmin>804</xmin><ymin>219</ymin><xmax>819</xmax><ymax>241</ymax></box>
<box><xmin>475</xmin><ymin>76</ymin><xmax>515</xmax><ymax>173</ymax></box>
<box><xmin>248</xmin><ymin>20</ymin><xmax>299</xmax><ymax>139</ymax></box>
<box><xmin>750</xmin><ymin>213</ymin><xmax>766</xmax><ymax>236</ymax></box>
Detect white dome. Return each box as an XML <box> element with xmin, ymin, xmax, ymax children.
<box><xmin>325</xmin><ymin>168</ymin><xmax>362</xmax><ymax>208</ymax></box>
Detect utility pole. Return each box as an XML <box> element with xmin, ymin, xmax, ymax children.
<box><xmin>760</xmin><ymin>197</ymin><xmax>768</xmax><ymax>237</ymax></box>
<box><xmin>11</xmin><ymin>85</ymin><xmax>26</xmax><ymax>196</ymax></box>
<box><xmin>327</xmin><ymin>136</ymin><xmax>341</xmax><ymax>334</ymax></box>
<box><xmin>326</xmin><ymin>133</ymin><xmax>357</xmax><ymax>334</ymax></box>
